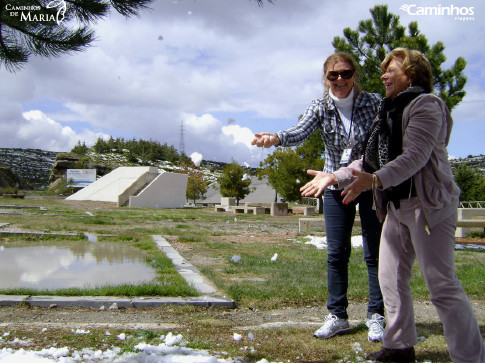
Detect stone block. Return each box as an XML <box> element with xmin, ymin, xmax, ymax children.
<box><xmin>221</xmin><ymin>197</ymin><xmax>236</xmax><ymax>206</ymax></box>
<box><xmin>271</xmin><ymin>202</ymin><xmax>288</xmax><ymax>216</ymax></box>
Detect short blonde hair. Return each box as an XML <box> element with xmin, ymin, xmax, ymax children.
<box><xmin>381</xmin><ymin>48</ymin><xmax>433</xmax><ymax>92</ymax></box>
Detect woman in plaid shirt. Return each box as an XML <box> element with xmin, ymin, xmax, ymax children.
<box><xmin>252</xmin><ymin>52</ymin><xmax>384</xmax><ymax>342</ymax></box>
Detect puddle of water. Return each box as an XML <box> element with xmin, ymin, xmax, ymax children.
<box><xmin>0</xmin><ymin>241</ymin><xmax>158</xmax><ymax>290</ymax></box>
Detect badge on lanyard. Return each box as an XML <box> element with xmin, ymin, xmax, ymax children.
<box><xmin>340</xmin><ymin>147</ymin><xmax>352</xmax><ymax>164</ymax></box>
<box><xmin>336</xmin><ymin>109</ymin><xmax>354</xmax><ymax>164</ymax></box>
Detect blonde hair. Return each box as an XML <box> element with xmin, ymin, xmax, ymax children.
<box><xmin>322</xmin><ymin>52</ymin><xmax>361</xmax><ymax>92</ymax></box>
<box><xmin>381</xmin><ymin>48</ymin><xmax>433</xmax><ymax>92</ymax></box>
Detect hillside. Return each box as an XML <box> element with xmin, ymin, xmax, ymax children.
<box><xmin>0</xmin><ymin>148</ymin><xmax>58</xmax><ymax>189</ymax></box>
<box><xmin>450</xmin><ymin>154</ymin><xmax>485</xmax><ymax>172</ymax></box>
<box><xmin>0</xmin><ymin>148</ymin><xmax>483</xmax><ymax>190</ymax></box>
<box><xmin>0</xmin><ymin>148</ymin><xmax>224</xmax><ymax>190</ymax></box>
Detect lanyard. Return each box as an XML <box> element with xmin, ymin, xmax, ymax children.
<box><xmin>335</xmin><ymin>107</ymin><xmax>354</xmax><ymax>146</ymax></box>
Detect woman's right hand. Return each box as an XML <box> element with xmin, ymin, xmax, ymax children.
<box><xmin>251</xmin><ymin>132</ymin><xmax>281</xmax><ymax>148</ymax></box>
<box><xmin>300</xmin><ymin>170</ymin><xmax>338</xmax><ymax>197</ymax></box>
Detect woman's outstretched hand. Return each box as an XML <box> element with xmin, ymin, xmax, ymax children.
<box><xmin>300</xmin><ymin>170</ymin><xmax>337</xmax><ymax>197</ymax></box>
<box><xmin>341</xmin><ymin>170</ymin><xmax>373</xmax><ymax>204</ymax></box>
<box><xmin>251</xmin><ymin>132</ymin><xmax>281</xmax><ymax>148</ymax></box>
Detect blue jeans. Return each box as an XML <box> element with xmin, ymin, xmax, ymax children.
<box><xmin>323</xmin><ymin>189</ymin><xmax>384</xmax><ymax>319</ymax></box>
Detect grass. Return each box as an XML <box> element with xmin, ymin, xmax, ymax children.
<box><xmin>0</xmin><ymin>195</ymin><xmax>484</xmax><ymax>362</ymax></box>
<box><xmin>1</xmin><ymin>196</ymin><xmax>485</xmax><ymax>304</ymax></box>
<box><xmin>0</xmin><ymin>283</ymin><xmax>194</xmax><ymax>297</ymax></box>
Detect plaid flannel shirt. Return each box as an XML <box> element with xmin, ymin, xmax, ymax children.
<box><xmin>276</xmin><ymin>91</ymin><xmax>381</xmax><ymax>188</ymax></box>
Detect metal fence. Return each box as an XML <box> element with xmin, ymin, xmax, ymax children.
<box><xmin>459</xmin><ymin>201</ymin><xmax>485</xmax><ymax>208</ymax></box>
<box><xmin>300</xmin><ymin>197</ymin><xmax>318</xmax><ymax>206</ymax></box>
<box><xmin>301</xmin><ymin>199</ymin><xmax>485</xmax><ymax>209</ymax></box>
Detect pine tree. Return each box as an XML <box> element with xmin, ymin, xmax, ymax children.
<box><xmin>332</xmin><ymin>4</ymin><xmax>466</xmax><ymax>110</ymax></box>
<box><xmin>71</xmin><ymin>140</ymin><xmax>88</xmax><ymax>155</ymax></box>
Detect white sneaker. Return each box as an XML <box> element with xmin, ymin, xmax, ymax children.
<box><xmin>313</xmin><ymin>314</ymin><xmax>351</xmax><ymax>339</ymax></box>
<box><xmin>366</xmin><ymin>313</ymin><xmax>385</xmax><ymax>342</ymax></box>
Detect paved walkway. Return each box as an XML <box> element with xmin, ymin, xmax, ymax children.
<box><xmin>0</xmin><ymin>295</ymin><xmax>235</xmax><ymax>309</ymax></box>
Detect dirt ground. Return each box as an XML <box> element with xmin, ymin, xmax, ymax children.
<box><xmin>1</xmin><ymin>298</ymin><xmax>484</xmax><ymax>334</ymax></box>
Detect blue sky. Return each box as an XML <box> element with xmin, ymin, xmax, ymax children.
<box><xmin>0</xmin><ymin>0</ymin><xmax>483</xmax><ymax>166</ymax></box>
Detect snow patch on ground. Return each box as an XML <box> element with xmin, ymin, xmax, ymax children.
<box><xmin>292</xmin><ymin>235</ymin><xmax>363</xmax><ymax>250</ymax></box>
<box><xmin>0</xmin><ymin>331</ymin><xmax>273</xmax><ymax>362</ymax></box>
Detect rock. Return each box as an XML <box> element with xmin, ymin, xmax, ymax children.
<box><xmin>49</xmin><ymin>152</ymin><xmax>112</xmax><ymax>187</ymax></box>
<box><xmin>109</xmin><ymin>303</ymin><xmax>118</xmax><ymax>310</ymax></box>
<box><xmin>0</xmin><ymin>166</ymin><xmax>30</xmax><ymax>190</ymax></box>
<box><xmin>0</xmin><ymin>148</ymin><xmax>57</xmax><ymax>189</ymax></box>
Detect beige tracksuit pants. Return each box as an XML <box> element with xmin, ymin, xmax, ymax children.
<box><xmin>379</xmin><ymin>197</ymin><xmax>485</xmax><ymax>363</ymax></box>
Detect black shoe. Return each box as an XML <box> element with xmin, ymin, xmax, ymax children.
<box><xmin>366</xmin><ymin>347</ymin><xmax>416</xmax><ymax>362</ymax></box>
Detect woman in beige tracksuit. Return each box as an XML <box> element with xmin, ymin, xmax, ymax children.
<box><xmin>301</xmin><ymin>48</ymin><xmax>484</xmax><ymax>363</ymax></box>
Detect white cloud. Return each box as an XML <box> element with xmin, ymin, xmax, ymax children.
<box><xmin>0</xmin><ymin>109</ymin><xmax>107</xmax><ymax>152</ymax></box>
<box><xmin>222</xmin><ymin>124</ymin><xmax>254</xmax><ymax>148</ymax></box>
<box><xmin>0</xmin><ymin>0</ymin><xmax>483</xmax><ymax>163</ymax></box>
<box><xmin>185</xmin><ymin>113</ymin><xmax>222</xmax><ymax>136</ymax></box>
<box><xmin>181</xmin><ymin>113</ymin><xmax>266</xmax><ymax>164</ymax></box>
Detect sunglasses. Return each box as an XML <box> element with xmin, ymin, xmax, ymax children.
<box><xmin>327</xmin><ymin>70</ymin><xmax>354</xmax><ymax>81</ymax></box>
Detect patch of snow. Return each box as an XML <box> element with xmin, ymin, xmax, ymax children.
<box><xmin>293</xmin><ymin>235</ymin><xmax>485</xmax><ymax>251</ymax></box>
<box><xmin>293</xmin><ymin>235</ymin><xmax>363</xmax><ymax>249</ymax></box>
<box><xmin>0</xmin><ymin>331</ymin><xmax>277</xmax><ymax>362</ymax></box>
<box><xmin>71</xmin><ymin>329</ymin><xmax>90</xmax><ymax>335</ymax></box>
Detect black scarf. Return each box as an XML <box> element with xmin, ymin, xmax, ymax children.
<box><xmin>363</xmin><ymin>86</ymin><xmax>425</xmax><ymax>207</ymax></box>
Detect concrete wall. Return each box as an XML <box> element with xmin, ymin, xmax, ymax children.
<box><xmin>197</xmin><ymin>176</ymin><xmax>278</xmax><ymax>205</ymax></box>
<box><xmin>455</xmin><ymin>208</ymin><xmax>485</xmax><ymax>237</ymax></box>
<box><xmin>117</xmin><ymin>168</ymin><xmax>159</xmax><ymax>207</ymax></box>
<box><xmin>129</xmin><ymin>172</ymin><xmax>188</xmax><ymax>209</ymax></box>
<box><xmin>66</xmin><ymin>167</ymin><xmax>187</xmax><ymax>209</ymax></box>
<box><xmin>66</xmin><ymin>166</ymin><xmax>157</xmax><ymax>203</ymax></box>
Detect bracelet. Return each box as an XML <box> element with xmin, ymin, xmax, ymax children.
<box><xmin>372</xmin><ymin>173</ymin><xmax>378</xmax><ymax>191</ymax></box>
